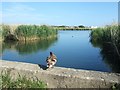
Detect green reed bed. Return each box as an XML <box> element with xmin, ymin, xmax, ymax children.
<box><xmin>0</xmin><ymin>71</ymin><xmax>46</xmax><ymax>88</ymax></box>
<box><xmin>15</xmin><ymin>25</ymin><xmax>57</xmax><ymax>40</ymax></box>
<box><xmin>90</xmin><ymin>24</ymin><xmax>120</xmax><ymax>58</ymax></box>
<box><xmin>1</xmin><ymin>25</ymin><xmax>11</xmax><ymax>40</ymax></box>
<box><xmin>1</xmin><ymin>24</ymin><xmax>57</xmax><ymax>41</ymax></box>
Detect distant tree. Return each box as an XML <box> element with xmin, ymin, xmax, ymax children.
<box><xmin>59</xmin><ymin>25</ymin><xmax>66</xmax><ymax>28</ymax></box>
<box><xmin>78</xmin><ymin>25</ymin><xmax>85</xmax><ymax>28</ymax></box>
<box><xmin>74</xmin><ymin>26</ymin><xmax>78</xmax><ymax>28</ymax></box>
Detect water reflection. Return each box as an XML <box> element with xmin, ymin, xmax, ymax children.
<box><xmin>2</xmin><ymin>37</ymin><xmax>58</xmax><ymax>55</ymax></box>
<box><xmin>90</xmin><ymin>39</ymin><xmax>120</xmax><ymax>73</ymax></box>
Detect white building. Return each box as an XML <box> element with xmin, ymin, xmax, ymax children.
<box><xmin>90</xmin><ymin>26</ymin><xmax>98</xmax><ymax>28</ymax></box>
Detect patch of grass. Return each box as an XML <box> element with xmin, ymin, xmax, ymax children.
<box><xmin>1</xmin><ymin>71</ymin><xmax>46</xmax><ymax>88</ymax></box>
<box><xmin>111</xmin><ymin>83</ymin><xmax>120</xmax><ymax>90</ymax></box>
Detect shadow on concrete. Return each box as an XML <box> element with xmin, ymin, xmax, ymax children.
<box><xmin>38</xmin><ymin>64</ymin><xmax>48</xmax><ymax>70</ymax></box>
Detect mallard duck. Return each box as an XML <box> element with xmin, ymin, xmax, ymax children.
<box><xmin>46</xmin><ymin>52</ymin><xmax>57</xmax><ymax>68</ymax></box>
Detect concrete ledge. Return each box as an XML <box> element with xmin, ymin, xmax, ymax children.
<box><xmin>0</xmin><ymin>60</ymin><xmax>120</xmax><ymax>88</ymax></box>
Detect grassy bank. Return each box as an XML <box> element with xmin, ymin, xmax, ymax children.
<box><xmin>90</xmin><ymin>24</ymin><xmax>120</xmax><ymax>56</ymax></box>
<box><xmin>90</xmin><ymin>24</ymin><xmax>120</xmax><ymax>72</ymax></box>
<box><xmin>1</xmin><ymin>71</ymin><xmax>46</xmax><ymax>88</ymax></box>
<box><xmin>1</xmin><ymin>24</ymin><xmax>57</xmax><ymax>41</ymax></box>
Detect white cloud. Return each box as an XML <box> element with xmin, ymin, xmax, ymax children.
<box><xmin>2</xmin><ymin>2</ymin><xmax>61</xmax><ymax>24</ymax></box>
<box><xmin>3</xmin><ymin>3</ymin><xmax>36</xmax><ymax>13</ymax></box>
<box><xmin>2</xmin><ymin>3</ymin><xmax>44</xmax><ymax>24</ymax></box>
<box><xmin>2</xmin><ymin>12</ymin><xmax>45</xmax><ymax>21</ymax></box>
<box><xmin>2</xmin><ymin>12</ymin><xmax>60</xmax><ymax>24</ymax></box>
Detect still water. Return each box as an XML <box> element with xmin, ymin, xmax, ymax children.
<box><xmin>1</xmin><ymin>31</ymin><xmax>113</xmax><ymax>72</ymax></box>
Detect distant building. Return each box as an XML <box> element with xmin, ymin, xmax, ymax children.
<box><xmin>90</xmin><ymin>26</ymin><xmax>98</xmax><ymax>28</ymax></box>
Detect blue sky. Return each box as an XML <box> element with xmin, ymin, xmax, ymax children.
<box><xmin>2</xmin><ymin>2</ymin><xmax>118</xmax><ymax>26</ymax></box>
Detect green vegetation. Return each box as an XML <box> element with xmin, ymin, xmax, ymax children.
<box><xmin>1</xmin><ymin>71</ymin><xmax>46</xmax><ymax>88</ymax></box>
<box><xmin>1</xmin><ymin>24</ymin><xmax>92</xmax><ymax>41</ymax></box>
<box><xmin>1</xmin><ymin>25</ymin><xmax>11</xmax><ymax>40</ymax></box>
<box><xmin>90</xmin><ymin>24</ymin><xmax>120</xmax><ymax>72</ymax></box>
<box><xmin>111</xmin><ymin>83</ymin><xmax>120</xmax><ymax>90</ymax></box>
<box><xmin>0</xmin><ymin>25</ymin><xmax>2</xmax><ymax>40</ymax></box>
<box><xmin>90</xmin><ymin>25</ymin><xmax>120</xmax><ymax>57</ymax></box>
<box><xmin>15</xmin><ymin>25</ymin><xmax>57</xmax><ymax>40</ymax></box>
<box><xmin>1</xmin><ymin>24</ymin><xmax>57</xmax><ymax>41</ymax></box>
<box><xmin>53</xmin><ymin>25</ymin><xmax>92</xmax><ymax>30</ymax></box>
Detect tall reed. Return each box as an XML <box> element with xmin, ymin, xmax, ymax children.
<box><xmin>15</xmin><ymin>25</ymin><xmax>57</xmax><ymax>41</ymax></box>
<box><xmin>1</xmin><ymin>24</ymin><xmax>57</xmax><ymax>41</ymax></box>
<box><xmin>1</xmin><ymin>24</ymin><xmax>11</xmax><ymax>39</ymax></box>
<box><xmin>90</xmin><ymin>24</ymin><xmax>120</xmax><ymax>58</ymax></box>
